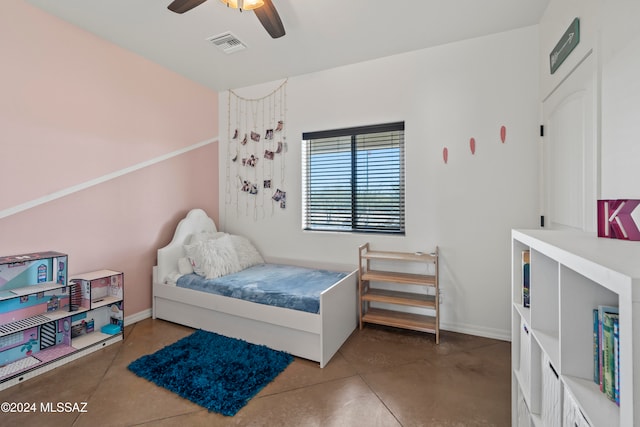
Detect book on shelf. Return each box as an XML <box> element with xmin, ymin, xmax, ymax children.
<box><xmin>522</xmin><ymin>250</ymin><xmax>530</xmax><ymax>308</ymax></box>
<box><xmin>593</xmin><ymin>305</ymin><xmax>620</xmax><ymax>404</ymax></box>
<box><xmin>593</xmin><ymin>309</ymin><xmax>599</xmax><ymax>384</ymax></box>
<box><xmin>603</xmin><ymin>311</ymin><xmax>618</xmax><ymax>400</ymax></box>
<box><xmin>614</xmin><ymin>315</ymin><xmax>620</xmax><ymax>406</ymax></box>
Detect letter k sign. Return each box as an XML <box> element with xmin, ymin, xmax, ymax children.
<box><xmin>597</xmin><ymin>199</ymin><xmax>640</xmax><ymax>240</ymax></box>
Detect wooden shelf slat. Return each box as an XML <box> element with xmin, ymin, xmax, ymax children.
<box><xmin>362</xmin><ymin>308</ymin><xmax>437</xmax><ymax>333</ymax></box>
<box><xmin>362</xmin><ymin>288</ymin><xmax>436</xmax><ymax>308</ymax></box>
<box><xmin>362</xmin><ymin>270</ymin><xmax>436</xmax><ymax>286</ymax></box>
<box><xmin>361</xmin><ymin>249</ymin><xmax>437</xmax><ymax>263</ymax></box>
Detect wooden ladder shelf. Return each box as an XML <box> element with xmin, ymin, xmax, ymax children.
<box><xmin>358</xmin><ymin>243</ymin><xmax>440</xmax><ymax>343</ymax></box>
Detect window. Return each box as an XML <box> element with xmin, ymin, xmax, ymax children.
<box><xmin>302</xmin><ymin>122</ymin><xmax>405</xmax><ymax>234</ymax></box>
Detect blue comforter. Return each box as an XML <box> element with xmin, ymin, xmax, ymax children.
<box><xmin>176</xmin><ymin>264</ymin><xmax>347</xmax><ymax>314</ymax></box>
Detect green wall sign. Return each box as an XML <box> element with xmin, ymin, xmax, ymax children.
<box><xmin>550</xmin><ymin>18</ymin><xmax>580</xmax><ymax>74</ymax></box>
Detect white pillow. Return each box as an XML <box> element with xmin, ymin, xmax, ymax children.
<box><xmin>178</xmin><ymin>257</ymin><xmax>194</xmax><ymax>275</ymax></box>
<box><xmin>184</xmin><ymin>234</ymin><xmax>241</xmax><ymax>279</ymax></box>
<box><xmin>188</xmin><ymin>231</ymin><xmax>226</xmax><ymax>245</ymax></box>
<box><xmin>229</xmin><ymin>234</ymin><xmax>264</xmax><ymax>270</ymax></box>
<box><xmin>165</xmin><ymin>271</ymin><xmax>183</xmax><ymax>285</ymax></box>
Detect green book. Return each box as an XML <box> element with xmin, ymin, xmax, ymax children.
<box><xmin>598</xmin><ymin>305</ymin><xmax>618</xmax><ymax>392</ymax></box>
<box><xmin>603</xmin><ymin>312</ymin><xmax>619</xmax><ymax>400</ymax></box>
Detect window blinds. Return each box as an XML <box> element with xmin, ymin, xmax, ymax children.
<box><xmin>302</xmin><ymin>122</ymin><xmax>405</xmax><ymax>234</ymax></box>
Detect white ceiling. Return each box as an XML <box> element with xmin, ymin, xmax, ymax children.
<box><xmin>27</xmin><ymin>0</ymin><xmax>550</xmax><ymax>91</ymax></box>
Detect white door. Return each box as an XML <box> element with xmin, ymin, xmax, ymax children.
<box><xmin>541</xmin><ymin>50</ymin><xmax>598</xmax><ymax>232</ymax></box>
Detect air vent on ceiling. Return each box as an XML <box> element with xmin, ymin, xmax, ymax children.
<box><xmin>206</xmin><ymin>32</ymin><xmax>247</xmax><ymax>54</ymax></box>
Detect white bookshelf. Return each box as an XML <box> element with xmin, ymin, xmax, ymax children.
<box><xmin>511</xmin><ymin>229</ymin><xmax>640</xmax><ymax>427</ymax></box>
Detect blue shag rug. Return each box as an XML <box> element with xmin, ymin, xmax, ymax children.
<box><xmin>127</xmin><ymin>329</ymin><xmax>293</xmax><ymax>416</ymax></box>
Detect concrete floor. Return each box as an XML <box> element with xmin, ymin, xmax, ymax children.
<box><xmin>0</xmin><ymin>318</ymin><xmax>511</xmax><ymax>426</ymax></box>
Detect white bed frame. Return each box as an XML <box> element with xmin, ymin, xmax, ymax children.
<box><xmin>152</xmin><ymin>209</ymin><xmax>358</xmax><ymax>368</ymax></box>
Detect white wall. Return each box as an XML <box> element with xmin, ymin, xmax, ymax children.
<box><xmin>218</xmin><ymin>26</ymin><xmax>540</xmax><ymax>340</ymax></box>
<box><xmin>538</xmin><ymin>0</ymin><xmax>601</xmax><ymax>100</ymax></box>
<box><xmin>600</xmin><ymin>1</ymin><xmax>640</xmax><ymax>198</ymax></box>
<box><xmin>540</xmin><ymin>0</ymin><xmax>640</xmax><ymax>199</ymax></box>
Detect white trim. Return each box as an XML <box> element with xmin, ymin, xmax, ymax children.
<box><xmin>125</xmin><ymin>309</ymin><xmax>152</xmax><ymax>326</ymax></box>
<box><xmin>440</xmin><ymin>321</ymin><xmax>510</xmax><ymax>342</ymax></box>
<box><xmin>0</xmin><ymin>137</ymin><xmax>218</xmax><ymax>220</ymax></box>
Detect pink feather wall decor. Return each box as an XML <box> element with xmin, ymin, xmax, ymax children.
<box><xmin>443</xmin><ymin>147</ymin><xmax>448</xmax><ymax>164</ymax></box>
<box><xmin>469</xmin><ymin>137</ymin><xmax>476</xmax><ymax>154</ymax></box>
<box><xmin>500</xmin><ymin>125</ymin><xmax>506</xmax><ymax>143</ymax></box>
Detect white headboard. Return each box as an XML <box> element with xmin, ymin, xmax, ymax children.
<box><xmin>156</xmin><ymin>209</ymin><xmax>217</xmax><ymax>284</ymax></box>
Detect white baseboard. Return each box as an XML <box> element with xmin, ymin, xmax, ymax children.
<box><xmin>440</xmin><ymin>321</ymin><xmax>510</xmax><ymax>342</ymax></box>
<box><xmin>124</xmin><ymin>309</ymin><xmax>152</xmax><ymax>326</ymax></box>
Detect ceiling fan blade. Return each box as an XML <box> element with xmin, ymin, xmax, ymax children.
<box><xmin>168</xmin><ymin>0</ymin><xmax>208</xmax><ymax>14</ymax></box>
<box><xmin>254</xmin><ymin>0</ymin><xmax>286</xmax><ymax>39</ymax></box>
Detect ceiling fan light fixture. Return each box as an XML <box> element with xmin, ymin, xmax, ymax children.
<box><xmin>219</xmin><ymin>0</ymin><xmax>264</xmax><ymax>11</ymax></box>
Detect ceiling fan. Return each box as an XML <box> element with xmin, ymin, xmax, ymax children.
<box><xmin>167</xmin><ymin>0</ymin><xmax>286</xmax><ymax>39</ymax></box>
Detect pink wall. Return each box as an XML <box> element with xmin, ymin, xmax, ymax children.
<box><xmin>0</xmin><ymin>2</ymin><xmax>219</xmax><ymax>316</ymax></box>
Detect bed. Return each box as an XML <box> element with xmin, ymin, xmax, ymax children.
<box><xmin>152</xmin><ymin>209</ymin><xmax>358</xmax><ymax>368</ymax></box>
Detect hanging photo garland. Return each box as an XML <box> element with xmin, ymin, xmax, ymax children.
<box><xmin>272</xmin><ymin>189</ymin><xmax>286</xmax><ymax>209</ymax></box>
<box><xmin>226</xmin><ymin>79</ymin><xmax>288</xmax><ymax>220</ymax></box>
